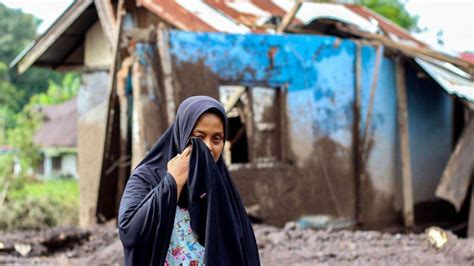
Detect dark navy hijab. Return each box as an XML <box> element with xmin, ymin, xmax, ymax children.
<box><xmin>119</xmin><ymin>96</ymin><xmax>260</xmax><ymax>265</ymax></box>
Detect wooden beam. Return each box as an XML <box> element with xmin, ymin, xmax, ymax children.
<box><xmin>90</xmin><ymin>0</ymin><xmax>125</xmax><ymax>226</ymax></box>
<box><xmin>469</xmin><ymin>181</ymin><xmax>474</xmax><ymax>238</ymax></box>
<box><xmin>395</xmin><ymin>56</ymin><xmax>415</xmax><ymax>228</ymax></box>
<box><xmin>101</xmin><ymin>0</ymin><xmax>125</xmax><ymax>169</ymax></box>
<box><xmin>362</xmin><ymin>45</ymin><xmax>384</xmax><ymax>162</ymax></box>
<box><xmin>435</xmin><ymin>117</ymin><xmax>474</xmax><ymax>211</ymax></box>
<box><xmin>116</xmin><ymin>56</ymin><xmax>133</xmax><ymax>214</ymax></box>
<box><xmin>94</xmin><ymin>0</ymin><xmax>116</xmax><ymax>48</ymax></box>
<box><xmin>224</xmin><ymin>86</ymin><xmax>246</xmax><ymax>113</ymax></box>
<box><xmin>157</xmin><ymin>23</ymin><xmax>177</xmax><ymax>124</ymax></box>
<box><xmin>354</xmin><ymin>42</ymin><xmax>362</xmax><ymax>223</ymax></box>
<box><xmin>131</xmin><ymin>56</ymin><xmax>148</xmax><ymax>168</ymax></box>
<box><xmin>336</xmin><ymin>24</ymin><xmax>474</xmax><ymax>75</ymax></box>
<box><xmin>277</xmin><ymin>0</ymin><xmax>302</xmax><ymax>33</ymax></box>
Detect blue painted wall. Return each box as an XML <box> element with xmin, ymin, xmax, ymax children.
<box><xmin>167</xmin><ymin>30</ymin><xmax>452</xmax><ymax>223</ymax></box>
<box><xmin>405</xmin><ymin>64</ymin><xmax>453</xmax><ymax>203</ymax></box>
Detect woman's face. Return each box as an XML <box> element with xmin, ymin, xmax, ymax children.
<box><xmin>191</xmin><ymin>112</ymin><xmax>225</xmax><ymax>161</ymax></box>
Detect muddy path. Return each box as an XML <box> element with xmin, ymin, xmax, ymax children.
<box><xmin>1</xmin><ymin>223</ymin><xmax>473</xmax><ymax>265</ymax></box>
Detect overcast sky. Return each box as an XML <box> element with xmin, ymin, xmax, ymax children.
<box><xmin>0</xmin><ymin>0</ymin><xmax>472</xmax><ymax>52</ymax></box>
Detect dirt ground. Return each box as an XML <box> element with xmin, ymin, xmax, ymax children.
<box><xmin>1</xmin><ymin>222</ymin><xmax>473</xmax><ymax>265</ymax></box>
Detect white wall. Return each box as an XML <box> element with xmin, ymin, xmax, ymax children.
<box><xmin>84</xmin><ymin>21</ymin><xmax>113</xmax><ymax>68</ymax></box>
<box><xmin>61</xmin><ymin>153</ymin><xmax>78</xmax><ymax>179</ymax></box>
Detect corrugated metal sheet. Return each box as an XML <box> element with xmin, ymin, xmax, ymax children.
<box><xmin>135</xmin><ymin>0</ymin><xmax>432</xmax><ymax>47</ymax></box>
<box><xmin>416</xmin><ymin>58</ymin><xmax>474</xmax><ymax>102</ymax></box>
<box><xmin>137</xmin><ymin>0</ymin><xmax>381</xmax><ymax>34</ymax></box>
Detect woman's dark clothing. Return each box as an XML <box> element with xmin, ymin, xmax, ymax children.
<box><xmin>118</xmin><ymin>96</ymin><xmax>260</xmax><ymax>265</ymax></box>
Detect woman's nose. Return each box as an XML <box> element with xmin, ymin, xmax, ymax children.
<box><xmin>203</xmin><ymin>139</ymin><xmax>212</xmax><ymax>151</ymax></box>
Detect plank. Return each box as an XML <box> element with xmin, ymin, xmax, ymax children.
<box><xmin>435</xmin><ymin>117</ymin><xmax>474</xmax><ymax>211</ymax></box>
<box><xmin>469</xmin><ymin>181</ymin><xmax>474</xmax><ymax>238</ymax></box>
<box><xmin>94</xmin><ymin>0</ymin><xmax>116</xmax><ymax>48</ymax></box>
<box><xmin>157</xmin><ymin>23</ymin><xmax>177</xmax><ymax>124</ymax></box>
<box><xmin>277</xmin><ymin>0</ymin><xmax>302</xmax><ymax>33</ymax></box>
<box><xmin>395</xmin><ymin>56</ymin><xmax>414</xmax><ymax>227</ymax></box>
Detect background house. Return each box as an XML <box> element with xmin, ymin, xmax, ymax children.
<box><xmin>33</xmin><ymin>97</ymin><xmax>78</xmax><ymax>179</ymax></box>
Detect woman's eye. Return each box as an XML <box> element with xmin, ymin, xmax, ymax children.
<box><xmin>213</xmin><ymin>136</ymin><xmax>223</xmax><ymax>143</ymax></box>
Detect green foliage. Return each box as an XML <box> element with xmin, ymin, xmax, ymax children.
<box><xmin>0</xmin><ymin>3</ymin><xmax>40</xmax><ymax>63</ymax></box>
<box><xmin>0</xmin><ymin>153</ymin><xmax>14</xmax><ymax>182</ymax></box>
<box><xmin>0</xmin><ymin>65</ymin><xmax>25</xmax><ymax>113</ymax></box>
<box><xmin>356</xmin><ymin>0</ymin><xmax>419</xmax><ymax>31</ymax></box>
<box><xmin>8</xmin><ymin>179</ymin><xmax>79</xmax><ymax>207</ymax></box>
<box><xmin>3</xmin><ymin>72</ymin><xmax>80</xmax><ymax>176</ymax></box>
<box><xmin>6</xmin><ymin>105</ymin><xmax>42</xmax><ymax>174</ymax></box>
<box><xmin>0</xmin><ymin>3</ymin><xmax>65</xmax><ymax>123</ymax></box>
<box><xmin>0</xmin><ymin>179</ymin><xmax>79</xmax><ymax>230</ymax></box>
<box><xmin>0</xmin><ymin>4</ymin><xmax>80</xmax><ymax>231</ymax></box>
<box><xmin>29</xmin><ymin>73</ymin><xmax>81</xmax><ymax>106</ymax></box>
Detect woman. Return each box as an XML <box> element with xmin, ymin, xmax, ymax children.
<box><xmin>118</xmin><ymin>96</ymin><xmax>260</xmax><ymax>265</ymax></box>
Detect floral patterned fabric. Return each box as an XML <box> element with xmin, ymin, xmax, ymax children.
<box><xmin>165</xmin><ymin>207</ymin><xmax>205</xmax><ymax>266</ymax></box>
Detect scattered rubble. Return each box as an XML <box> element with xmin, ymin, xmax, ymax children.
<box><xmin>0</xmin><ymin>223</ymin><xmax>473</xmax><ymax>265</ymax></box>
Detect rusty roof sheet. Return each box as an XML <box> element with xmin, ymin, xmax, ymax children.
<box><xmin>342</xmin><ymin>4</ymin><xmax>426</xmax><ymax>47</ymax></box>
<box><xmin>137</xmin><ymin>0</ymin><xmax>422</xmax><ymax>42</ymax></box>
<box><xmin>33</xmin><ymin>98</ymin><xmax>77</xmax><ymax>148</ymax></box>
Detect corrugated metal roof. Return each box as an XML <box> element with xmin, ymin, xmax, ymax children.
<box><xmin>137</xmin><ymin>1</ymin><xmax>414</xmax><ymax>41</ymax></box>
<box><xmin>137</xmin><ymin>0</ymin><xmax>472</xmax><ymax>104</ymax></box>
<box><xmin>11</xmin><ymin>0</ymin><xmax>473</xmax><ymax>103</ymax></box>
<box><xmin>416</xmin><ymin>58</ymin><xmax>474</xmax><ymax>102</ymax></box>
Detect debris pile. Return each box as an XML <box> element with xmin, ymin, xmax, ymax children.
<box><xmin>0</xmin><ymin>223</ymin><xmax>473</xmax><ymax>265</ymax></box>
<box><xmin>256</xmin><ymin>223</ymin><xmax>474</xmax><ymax>265</ymax></box>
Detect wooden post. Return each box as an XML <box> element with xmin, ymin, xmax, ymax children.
<box><xmin>362</xmin><ymin>45</ymin><xmax>383</xmax><ymax>157</ymax></box>
<box><xmin>157</xmin><ymin>24</ymin><xmax>176</xmax><ymax>125</ymax></box>
<box><xmin>87</xmin><ymin>0</ymin><xmax>124</xmax><ymax>227</ymax></box>
<box><xmin>395</xmin><ymin>56</ymin><xmax>415</xmax><ymax>228</ymax></box>
<box><xmin>116</xmin><ymin>56</ymin><xmax>133</xmax><ymax>213</ymax></box>
<box><xmin>469</xmin><ymin>181</ymin><xmax>474</xmax><ymax>238</ymax></box>
<box><xmin>131</xmin><ymin>57</ymin><xmax>147</xmax><ymax>168</ymax></box>
<box><xmin>353</xmin><ymin>42</ymin><xmax>362</xmax><ymax>223</ymax></box>
<box><xmin>94</xmin><ymin>0</ymin><xmax>116</xmax><ymax>48</ymax></box>
<box><xmin>246</xmin><ymin>87</ymin><xmax>256</xmax><ymax>163</ymax></box>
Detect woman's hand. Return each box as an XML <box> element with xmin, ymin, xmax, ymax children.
<box><xmin>167</xmin><ymin>145</ymin><xmax>192</xmax><ymax>196</ymax></box>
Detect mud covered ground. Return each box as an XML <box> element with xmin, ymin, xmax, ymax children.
<box><xmin>1</xmin><ymin>222</ymin><xmax>473</xmax><ymax>265</ymax></box>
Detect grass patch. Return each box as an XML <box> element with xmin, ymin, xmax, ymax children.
<box><xmin>0</xmin><ymin>179</ymin><xmax>79</xmax><ymax>230</ymax></box>
<box><xmin>8</xmin><ymin>179</ymin><xmax>79</xmax><ymax>203</ymax></box>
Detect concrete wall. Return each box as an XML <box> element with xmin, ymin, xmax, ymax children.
<box><xmin>84</xmin><ymin>21</ymin><xmax>113</xmax><ymax>69</ymax></box>
<box><xmin>78</xmin><ymin>71</ymin><xmax>109</xmax><ymax>227</ymax></box>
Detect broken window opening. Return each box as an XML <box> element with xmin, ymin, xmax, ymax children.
<box><xmin>219</xmin><ymin>85</ymin><xmax>284</xmax><ymax>166</ymax></box>
<box><xmin>52</xmin><ymin>156</ymin><xmax>61</xmax><ymax>171</ymax></box>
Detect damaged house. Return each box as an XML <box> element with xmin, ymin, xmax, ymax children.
<box><xmin>11</xmin><ymin>0</ymin><xmax>474</xmax><ymax>236</ymax></box>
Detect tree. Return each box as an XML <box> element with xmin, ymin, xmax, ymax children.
<box><xmin>0</xmin><ymin>3</ymin><xmax>64</xmax><ymax>112</ymax></box>
<box><xmin>29</xmin><ymin>73</ymin><xmax>81</xmax><ymax>106</ymax></box>
<box><xmin>3</xmin><ymin>72</ymin><xmax>81</xmax><ymax>177</ymax></box>
<box><xmin>356</xmin><ymin>0</ymin><xmax>419</xmax><ymax>31</ymax></box>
